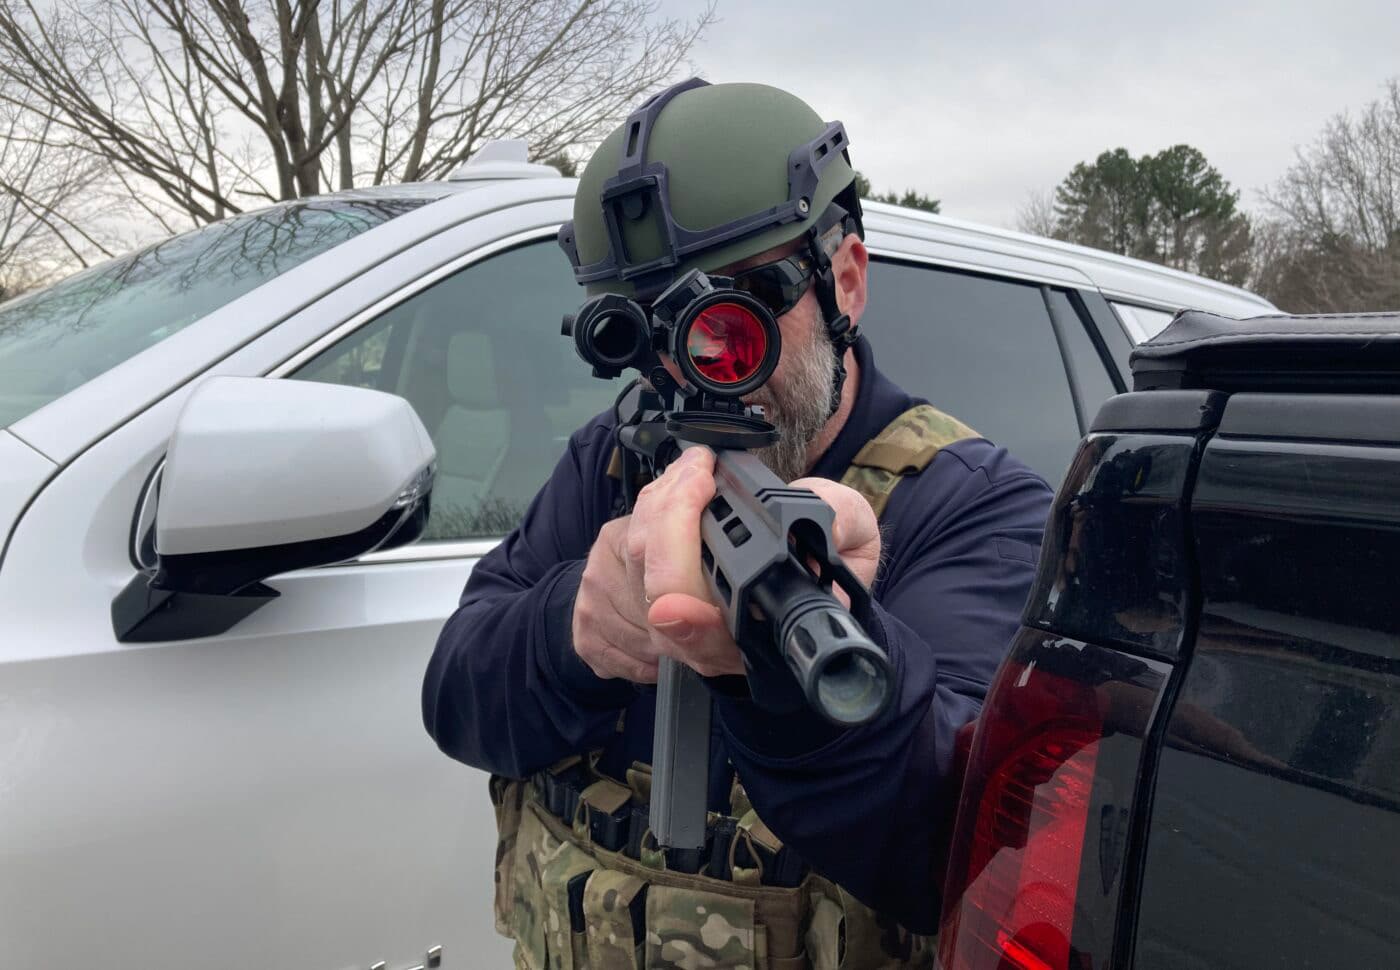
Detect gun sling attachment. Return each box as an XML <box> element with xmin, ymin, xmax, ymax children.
<box><xmin>489</xmin><ymin>404</ymin><xmax>977</xmax><ymax>970</ymax></box>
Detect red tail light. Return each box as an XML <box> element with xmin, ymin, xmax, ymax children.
<box><xmin>940</xmin><ymin>657</ymin><xmax>1104</xmax><ymax>970</ymax></box>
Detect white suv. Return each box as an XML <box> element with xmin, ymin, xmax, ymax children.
<box><xmin>0</xmin><ymin>147</ymin><xmax>1273</xmax><ymax>970</ymax></box>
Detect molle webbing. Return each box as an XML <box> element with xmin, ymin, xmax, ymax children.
<box><xmin>839</xmin><ymin>404</ymin><xmax>979</xmax><ymax>518</ymax></box>
<box><xmin>494</xmin><ymin>759</ymin><xmax>936</xmax><ymax>969</ymax></box>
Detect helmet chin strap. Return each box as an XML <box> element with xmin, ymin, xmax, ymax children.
<box><xmin>815</xmin><ymin>281</ymin><xmax>855</xmax><ymax>420</ymax></box>
<box><xmin>805</xmin><ymin>210</ymin><xmax>860</xmax><ymax>420</ymax></box>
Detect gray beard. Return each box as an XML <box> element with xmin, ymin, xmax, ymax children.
<box><xmin>748</xmin><ymin>321</ymin><xmax>836</xmax><ymax>483</ymax></box>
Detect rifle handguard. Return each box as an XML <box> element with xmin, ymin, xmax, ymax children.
<box><xmin>699</xmin><ymin>449</ymin><xmax>893</xmax><ymax>726</ymax></box>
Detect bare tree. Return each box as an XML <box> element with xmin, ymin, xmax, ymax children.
<box><xmin>0</xmin><ymin>0</ymin><xmax>713</xmax><ymax>234</ymax></box>
<box><xmin>1256</xmin><ymin>77</ymin><xmax>1400</xmax><ymax>312</ymax></box>
<box><xmin>0</xmin><ymin>86</ymin><xmax>119</xmax><ymax>299</ymax></box>
<box><xmin>1015</xmin><ymin>188</ymin><xmax>1059</xmax><ymax>238</ymax></box>
<box><xmin>1265</xmin><ymin>78</ymin><xmax>1400</xmax><ymax>252</ymax></box>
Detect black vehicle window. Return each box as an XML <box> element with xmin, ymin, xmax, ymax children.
<box><xmin>864</xmin><ymin>260</ymin><xmax>1081</xmax><ymax>484</ymax></box>
<box><xmin>293</xmin><ymin>240</ymin><xmax>619</xmax><ymax>541</ymax></box>
<box><xmin>1045</xmin><ymin>288</ymin><xmax>1121</xmax><ymax>425</ymax></box>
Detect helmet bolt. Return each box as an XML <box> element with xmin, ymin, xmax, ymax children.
<box><xmin>797</xmin><ymin>198</ymin><xmax>811</xmax><ymax>216</ymax></box>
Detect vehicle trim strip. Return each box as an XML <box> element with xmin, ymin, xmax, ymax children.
<box><xmin>357</xmin><ymin>538</ymin><xmax>501</xmax><ymax>564</ymax></box>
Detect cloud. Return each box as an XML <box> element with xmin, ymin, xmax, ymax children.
<box><xmin>662</xmin><ymin>0</ymin><xmax>1398</xmax><ymax>227</ymax></box>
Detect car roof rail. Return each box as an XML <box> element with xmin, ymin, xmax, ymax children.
<box><xmin>446</xmin><ymin>140</ymin><xmax>562</xmax><ymax>181</ymax></box>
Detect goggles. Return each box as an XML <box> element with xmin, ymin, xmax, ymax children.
<box><xmin>730</xmin><ymin>253</ymin><xmax>817</xmax><ymax>318</ymax></box>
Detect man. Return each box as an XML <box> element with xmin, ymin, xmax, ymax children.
<box><xmin>423</xmin><ymin>78</ymin><xmax>1053</xmax><ymax>968</ymax></box>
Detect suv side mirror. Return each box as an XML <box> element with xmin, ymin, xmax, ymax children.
<box><xmin>113</xmin><ymin>377</ymin><xmax>436</xmax><ymax>643</ymax></box>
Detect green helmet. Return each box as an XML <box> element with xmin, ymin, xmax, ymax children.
<box><xmin>559</xmin><ymin>78</ymin><xmax>862</xmax><ymax>300</ymax></box>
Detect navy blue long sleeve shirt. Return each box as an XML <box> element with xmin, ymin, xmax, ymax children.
<box><xmin>423</xmin><ymin>335</ymin><xmax>1053</xmax><ymax>932</ymax></box>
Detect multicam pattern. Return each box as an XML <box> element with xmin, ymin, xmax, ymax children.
<box><xmin>500</xmin><ymin>754</ymin><xmax>940</xmax><ymax>969</ymax></box>
<box><xmin>805</xmin><ymin>879</ymin><xmax>936</xmax><ymax>970</ymax></box>
<box><xmin>510</xmin><ymin>805</ymin><xmax>554</xmax><ymax>970</ymax></box>
<box><xmin>583</xmin><ymin>870</ymin><xmax>645</xmax><ymax>970</ymax></box>
<box><xmin>840</xmin><ymin>405</ymin><xmax>979</xmax><ymax>517</ymax></box>
<box><xmin>540</xmin><ymin>841</ymin><xmax>596</xmax><ymax>970</ymax></box>
<box><xmin>491</xmin><ymin>775</ymin><xmax>526</xmax><ymax>935</ymax></box>
<box><xmin>645</xmin><ymin>885</ymin><xmax>757</xmax><ymax>969</ymax></box>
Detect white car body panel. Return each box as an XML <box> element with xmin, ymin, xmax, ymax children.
<box><xmin>0</xmin><ymin>568</ymin><xmax>493</xmax><ymax>970</ymax></box>
<box><xmin>0</xmin><ymin>194</ymin><xmax>574</xmax><ymax>970</ymax></box>
<box><xmin>0</xmin><ymin>174</ymin><xmax>1277</xmax><ymax>970</ymax></box>
<box><xmin>0</xmin><ymin>430</ymin><xmax>56</xmax><ymax>555</ymax></box>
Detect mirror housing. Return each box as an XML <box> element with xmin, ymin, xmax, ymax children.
<box><xmin>114</xmin><ymin>377</ymin><xmax>436</xmax><ymax>642</ymax></box>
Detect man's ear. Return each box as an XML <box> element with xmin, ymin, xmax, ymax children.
<box><xmin>832</xmin><ymin>234</ymin><xmax>869</xmax><ymax>326</ymax></box>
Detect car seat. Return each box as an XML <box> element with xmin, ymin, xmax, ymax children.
<box><xmin>430</xmin><ymin>330</ymin><xmax>510</xmax><ymax>521</ymax></box>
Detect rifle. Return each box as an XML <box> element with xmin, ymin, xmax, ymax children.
<box><xmin>563</xmin><ymin>268</ymin><xmax>892</xmax><ymax>872</ymax></box>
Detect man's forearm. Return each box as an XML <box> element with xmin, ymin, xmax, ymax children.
<box><xmin>422</xmin><ymin>557</ymin><xmax>632</xmax><ymax>778</ymax></box>
<box><xmin>712</xmin><ymin>601</ymin><xmax>970</xmax><ymax>931</ymax></box>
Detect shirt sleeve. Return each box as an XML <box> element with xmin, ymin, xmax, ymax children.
<box><xmin>714</xmin><ymin>456</ymin><xmax>1053</xmax><ymax>933</ymax></box>
<box><xmin>421</xmin><ymin>422</ymin><xmax>636</xmax><ymax>778</ymax></box>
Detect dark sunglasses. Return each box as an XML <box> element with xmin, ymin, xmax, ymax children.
<box><xmin>730</xmin><ymin>253</ymin><xmax>817</xmax><ymax>317</ymax></box>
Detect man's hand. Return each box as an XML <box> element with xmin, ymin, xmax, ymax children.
<box><xmin>572</xmin><ymin>514</ymin><xmax>661</xmax><ymax>684</ymax></box>
<box><xmin>572</xmin><ymin>446</ymin><xmax>881</xmax><ymax>683</ymax></box>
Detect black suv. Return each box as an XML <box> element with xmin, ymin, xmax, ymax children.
<box><xmin>937</xmin><ymin>311</ymin><xmax>1400</xmax><ymax>969</ymax></box>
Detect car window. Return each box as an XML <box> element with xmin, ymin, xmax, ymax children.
<box><xmin>1112</xmin><ymin>302</ymin><xmax>1177</xmax><ymax>343</ymax></box>
<box><xmin>1045</xmin><ymin>289</ymin><xmax>1122</xmax><ymax>423</ymax></box>
<box><xmin>0</xmin><ymin>198</ymin><xmax>428</xmax><ymax>428</ymax></box>
<box><xmin>293</xmin><ymin>239</ymin><xmax>618</xmax><ymax>541</ymax></box>
<box><xmin>864</xmin><ymin>260</ymin><xmax>1081</xmax><ymax>484</ymax></box>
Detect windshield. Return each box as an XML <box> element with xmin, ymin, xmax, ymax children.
<box><xmin>0</xmin><ymin>197</ymin><xmax>428</xmax><ymax>427</ymax></box>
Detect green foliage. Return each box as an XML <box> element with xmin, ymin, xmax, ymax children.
<box><xmin>1050</xmin><ymin>145</ymin><xmax>1250</xmax><ymax>284</ymax></box>
<box><xmin>852</xmin><ymin>170</ymin><xmax>940</xmax><ymax>214</ymax></box>
<box><xmin>1054</xmin><ymin>148</ymin><xmax>1144</xmax><ymax>255</ymax></box>
<box><xmin>884</xmin><ymin>189</ymin><xmax>941</xmax><ymax>214</ymax></box>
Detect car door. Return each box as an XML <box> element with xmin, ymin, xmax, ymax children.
<box><xmin>0</xmin><ymin>200</ymin><xmax>1125</xmax><ymax>969</ymax></box>
<box><xmin>858</xmin><ymin>256</ymin><xmax>1125</xmax><ymax>486</ymax></box>
<box><xmin>0</xmin><ymin>212</ymin><xmax>611</xmax><ymax>969</ymax></box>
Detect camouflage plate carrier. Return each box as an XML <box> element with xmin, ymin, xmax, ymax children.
<box><xmin>489</xmin><ymin>404</ymin><xmax>978</xmax><ymax>970</ymax></box>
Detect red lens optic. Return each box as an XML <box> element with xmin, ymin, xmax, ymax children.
<box><xmin>685</xmin><ymin>302</ymin><xmax>767</xmax><ymax>385</ymax></box>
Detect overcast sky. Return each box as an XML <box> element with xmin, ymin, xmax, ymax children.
<box><xmin>655</xmin><ymin>0</ymin><xmax>1398</xmax><ymax>228</ymax></box>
